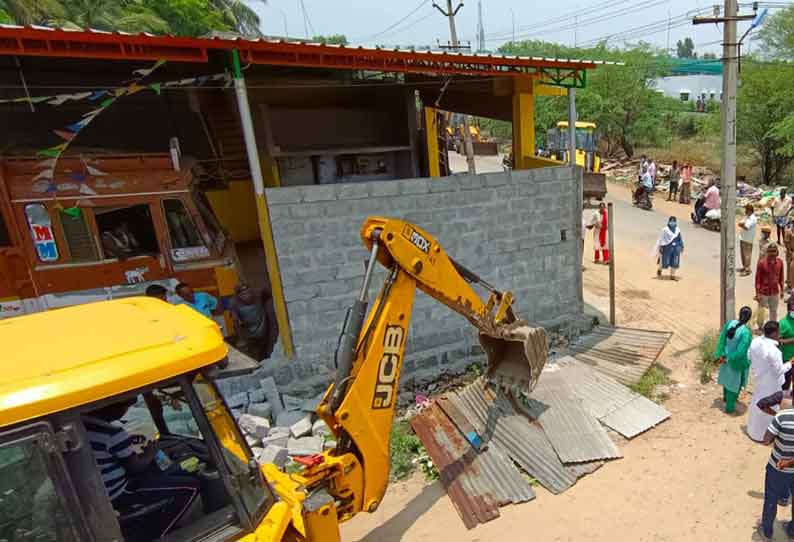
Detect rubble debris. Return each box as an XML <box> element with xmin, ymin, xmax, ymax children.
<box><xmin>323</xmin><ymin>439</ymin><xmax>337</xmax><ymax>451</ymax></box>
<box><xmin>247</xmin><ymin>402</ymin><xmax>273</xmax><ymax>419</ymax></box>
<box><xmin>290</xmin><ymin>413</ymin><xmax>314</xmax><ymax>438</ymax></box>
<box><xmin>311</xmin><ymin>419</ymin><xmax>332</xmax><ymax>438</ymax></box>
<box><xmin>230</xmin><ymin>408</ymin><xmax>243</xmax><ymax>420</ymax></box>
<box><xmin>259</xmin><ymin>445</ymin><xmax>289</xmax><ymax>468</ymax></box>
<box><xmin>288</xmin><ymin>436</ymin><xmax>324</xmax><ymax>456</ymax></box>
<box><xmin>245</xmin><ymin>434</ymin><xmax>261</xmax><ymax>448</ymax></box>
<box><xmin>238</xmin><ymin>414</ymin><xmax>270</xmax><ymax>439</ymax></box>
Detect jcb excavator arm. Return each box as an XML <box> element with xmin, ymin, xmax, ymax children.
<box><xmin>261</xmin><ymin>217</ymin><xmax>546</xmax><ymax>541</ymax></box>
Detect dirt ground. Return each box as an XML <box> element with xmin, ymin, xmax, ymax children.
<box><xmin>341</xmin><ymin>181</ymin><xmax>784</xmax><ymax>542</ymax></box>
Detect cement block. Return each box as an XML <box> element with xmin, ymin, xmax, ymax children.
<box><xmin>247</xmin><ymin>402</ymin><xmax>273</xmax><ymax>420</ymax></box>
<box><xmin>258</xmin><ymin>445</ymin><xmax>289</xmax><ymax>468</ymax></box>
<box><xmin>238</xmin><ymin>414</ymin><xmax>271</xmax><ymax>439</ymax></box>
<box><xmin>281</xmin><ymin>394</ymin><xmax>304</xmax><ymax>411</ymax></box>
<box><xmin>290</xmin><ymin>413</ymin><xmax>314</xmax><ymax>438</ymax></box>
<box><xmin>251</xmin><ymin>446</ymin><xmax>264</xmax><ymax>459</ymax></box>
<box><xmin>312</xmin><ymin>419</ymin><xmax>332</xmax><ymax>438</ymax></box>
<box><xmin>230</xmin><ymin>408</ymin><xmax>244</xmax><ymax>420</ymax></box>
<box><xmin>260</xmin><ymin>377</ymin><xmax>284</xmax><ymax>418</ymax></box>
<box><xmin>245</xmin><ymin>434</ymin><xmax>261</xmax><ymax>448</ymax></box>
<box><xmin>275</xmin><ymin>410</ymin><xmax>306</xmax><ymax>428</ymax></box>
<box><xmin>287</xmin><ymin>436</ymin><xmax>324</xmax><ymax>456</ymax></box>
<box><xmin>324</xmin><ymin>439</ymin><xmax>337</xmax><ymax>451</ymax></box>
<box><xmin>248</xmin><ymin>388</ymin><xmax>266</xmax><ymax>404</ymax></box>
<box><xmin>370</xmin><ymin>181</ymin><xmax>400</xmax><ymax>197</ymax></box>
<box><xmin>226</xmin><ymin>392</ymin><xmax>249</xmax><ymax>410</ymax></box>
<box><xmin>261</xmin><ymin>433</ymin><xmax>289</xmax><ymax>448</ymax></box>
<box><xmin>301</xmin><ymin>393</ymin><xmax>325</xmax><ymax>413</ymax></box>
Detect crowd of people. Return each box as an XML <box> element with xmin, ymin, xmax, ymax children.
<box><xmin>635</xmin><ymin>155</ymin><xmax>695</xmax><ymax>206</ymax></box>
<box><xmin>145</xmin><ymin>281</ymin><xmax>278</xmax><ymax>362</ymax></box>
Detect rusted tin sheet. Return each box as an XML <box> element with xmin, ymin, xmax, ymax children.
<box><xmin>520</xmin><ymin>370</ymin><xmax>622</xmax><ymax>464</ymax></box>
<box><xmin>553</xmin><ymin>357</ymin><xmax>671</xmax><ymax>438</ymax></box>
<box><xmin>410</xmin><ymin>403</ymin><xmax>533</xmax><ymax>529</ymax></box>
<box><xmin>568</xmin><ymin>326</ymin><xmax>673</xmax><ymax>386</ymax></box>
<box><xmin>449</xmin><ymin>382</ymin><xmax>580</xmax><ymax>494</ymax></box>
<box><xmin>436</xmin><ymin>396</ymin><xmax>535</xmax><ymax>505</ymax></box>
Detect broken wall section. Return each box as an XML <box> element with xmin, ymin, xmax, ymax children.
<box><xmin>257</xmin><ymin>166</ymin><xmax>585</xmax><ymax>395</ymax></box>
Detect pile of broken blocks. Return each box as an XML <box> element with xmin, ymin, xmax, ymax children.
<box><xmin>225</xmin><ymin>376</ymin><xmax>334</xmax><ymax>469</ymax></box>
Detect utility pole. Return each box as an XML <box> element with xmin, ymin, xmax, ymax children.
<box><xmin>434</xmin><ymin>0</ymin><xmax>477</xmax><ymax>175</ymax></box>
<box><xmin>477</xmin><ymin>0</ymin><xmax>485</xmax><ymax>52</ymax></box>
<box><xmin>694</xmin><ymin>1</ymin><xmax>755</xmax><ymax>327</ymax></box>
<box><xmin>574</xmin><ymin>15</ymin><xmax>578</xmax><ymax>47</ymax></box>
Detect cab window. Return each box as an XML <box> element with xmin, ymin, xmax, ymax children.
<box><xmin>192</xmin><ymin>374</ymin><xmax>273</xmax><ymax>527</ymax></box>
<box><xmin>24</xmin><ymin>203</ymin><xmax>59</xmax><ymax>262</ymax></box>
<box><xmin>164</xmin><ymin>199</ymin><xmax>209</xmax><ymax>262</ymax></box>
<box><xmin>95</xmin><ymin>205</ymin><xmax>159</xmax><ymax>260</ymax></box>
<box><xmin>0</xmin><ymin>424</ymin><xmax>87</xmax><ymax>541</ymax></box>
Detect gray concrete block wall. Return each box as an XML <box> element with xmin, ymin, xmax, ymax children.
<box><xmin>259</xmin><ymin>166</ymin><xmax>584</xmax><ymax>395</ymax></box>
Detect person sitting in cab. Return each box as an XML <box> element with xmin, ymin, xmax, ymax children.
<box><xmin>82</xmin><ymin>399</ymin><xmax>201</xmax><ymax>541</ymax></box>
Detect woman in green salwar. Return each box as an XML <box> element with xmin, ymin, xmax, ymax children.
<box><xmin>715</xmin><ymin>306</ymin><xmax>753</xmax><ymax>413</ymax></box>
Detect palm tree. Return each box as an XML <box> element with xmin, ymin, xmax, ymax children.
<box><xmin>210</xmin><ymin>0</ymin><xmax>264</xmax><ymax>37</ymax></box>
<box><xmin>0</xmin><ymin>0</ymin><xmax>65</xmax><ymax>25</ymax></box>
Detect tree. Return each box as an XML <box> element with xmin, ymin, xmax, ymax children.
<box><xmin>499</xmin><ymin>40</ymin><xmax>670</xmax><ymax>157</ymax></box>
<box><xmin>0</xmin><ymin>0</ymin><xmax>65</xmax><ymax>25</ymax></box>
<box><xmin>759</xmin><ymin>5</ymin><xmax>794</xmax><ymax>59</ymax></box>
<box><xmin>143</xmin><ymin>0</ymin><xmax>230</xmax><ymax>36</ymax></box>
<box><xmin>702</xmin><ymin>52</ymin><xmax>717</xmax><ymax>60</ymax></box>
<box><xmin>736</xmin><ymin>62</ymin><xmax>794</xmax><ymax>185</ymax></box>
<box><xmin>313</xmin><ymin>34</ymin><xmax>348</xmax><ymax>46</ymax></box>
<box><xmin>0</xmin><ymin>0</ymin><xmax>264</xmax><ymax>36</ymax></box>
<box><xmin>676</xmin><ymin>37</ymin><xmax>695</xmax><ymax>58</ymax></box>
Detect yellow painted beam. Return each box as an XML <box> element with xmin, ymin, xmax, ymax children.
<box><xmin>424</xmin><ymin>106</ymin><xmax>441</xmax><ymax>178</ymax></box>
<box><xmin>512</xmin><ymin>79</ymin><xmax>535</xmax><ymax>170</ymax></box>
<box><xmin>261</xmin><ymin>154</ymin><xmax>281</xmax><ymax>188</ymax></box>
<box><xmin>534</xmin><ymin>83</ymin><xmax>567</xmax><ymax>97</ymax></box>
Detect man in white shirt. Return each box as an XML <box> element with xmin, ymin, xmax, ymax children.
<box><xmin>648</xmin><ymin>159</ymin><xmax>657</xmax><ymax>185</ymax></box>
<box><xmin>773</xmin><ymin>188</ymin><xmax>793</xmax><ymax>245</ymax></box>
<box><xmin>739</xmin><ymin>204</ymin><xmax>759</xmax><ymax>276</ymax></box>
<box><xmin>748</xmin><ymin>321</ymin><xmax>793</xmax><ymax>442</ymax></box>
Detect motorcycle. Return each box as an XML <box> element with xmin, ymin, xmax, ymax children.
<box><xmin>632</xmin><ymin>180</ymin><xmax>653</xmax><ymax>210</ymax></box>
<box><xmin>691</xmin><ymin>196</ymin><xmax>721</xmax><ymax>232</ymax></box>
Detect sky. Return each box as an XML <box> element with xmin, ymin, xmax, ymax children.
<box><xmin>243</xmin><ymin>0</ymin><xmax>769</xmax><ymax>57</ymax></box>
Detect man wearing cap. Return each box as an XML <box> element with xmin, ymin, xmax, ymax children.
<box><xmin>756</xmin><ymin>243</ymin><xmax>785</xmax><ymax>332</ymax></box>
<box><xmin>760</xmin><ymin>226</ymin><xmax>774</xmax><ymax>262</ymax></box>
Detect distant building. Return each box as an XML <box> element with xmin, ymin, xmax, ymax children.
<box><xmin>653</xmin><ymin>74</ymin><xmax>723</xmax><ymax>103</ymax></box>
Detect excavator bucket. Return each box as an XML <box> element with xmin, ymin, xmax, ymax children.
<box><xmin>479</xmin><ymin>323</ymin><xmax>548</xmax><ymax>396</ymax></box>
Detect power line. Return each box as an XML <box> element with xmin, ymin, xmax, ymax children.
<box><xmin>488</xmin><ymin>0</ymin><xmax>673</xmax><ymax>43</ymax></box>
<box><xmin>352</xmin><ymin>0</ymin><xmax>429</xmax><ymax>44</ymax></box>
<box><xmin>483</xmin><ymin>0</ymin><xmax>637</xmax><ymax>41</ymax></box>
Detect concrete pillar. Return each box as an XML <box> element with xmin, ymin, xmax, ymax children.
<box><xmin>512</xmin><ymin>78</ymin><xmax>535</xmax><ymax>170</ymax></box>
<box><xmin>424</xmin><ymin>106</ymin><xmax>441</xmax><ymax>178</ymax></box>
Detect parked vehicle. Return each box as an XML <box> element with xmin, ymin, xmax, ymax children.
<box><xmin>0</xmin><ymin>153</ymin><xmax>240</xmax><ymax>332</ymax></box>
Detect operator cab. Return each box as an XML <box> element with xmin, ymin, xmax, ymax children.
<box><xmin>0</xmin><ymin>298</ymin><xmax>275</xmax><ymax>542</ymax></box>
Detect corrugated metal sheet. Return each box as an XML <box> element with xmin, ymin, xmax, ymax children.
<box><xmin>0</xmin><ymin>24</ymin><xmax>623</xmax><ymax>67</ymax></box>
<box><xmin>520</xmin><ymin>371</ymin><xmax>623</xmax><ymax>463</ymax></box>
<box><xmin>568</xmin><ymin>326</ymin><xmax>673</xmax><ymax>386</ymax></box>
<box><xmin>410</xmin><ymin>403</ymin><xmax>534</xmax><ymax>529</ymax></box>
<box><xmin>448</xmin><ymin>382</ymin><xmax>580</xmax><ymax>494</ymax></box>
<box><xmin>553</xmin><ymin>357</ymin><xmax>671</xmax><ymax>439</ymax></box>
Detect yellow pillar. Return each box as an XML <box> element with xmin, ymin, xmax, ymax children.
<box><xmin>512</xmin><ymin>78</ymin><xmax>535</xmax><ymax>170</ymax></box>
<box><xmin>424</xmin><ymin>106</ymin><xmax>441</xmax><ymax>178</ymax></box>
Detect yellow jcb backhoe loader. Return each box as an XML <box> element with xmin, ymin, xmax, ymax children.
<box><xmin>0</xmin><ymin>217</ymin><xmax>546</xmax><ymax>542</ymax></box>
